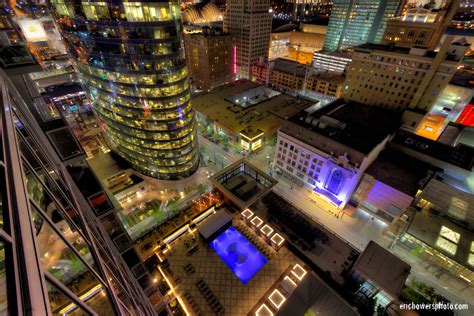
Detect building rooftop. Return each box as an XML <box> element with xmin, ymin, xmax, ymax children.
<box><xmin>309</xmin><ymin>71</ymin><xmax>346</xmax><ymax>84</ymax></box>
<box><xmin>353</xmin><ymin>241</ymin><xmax>411</xmax><ymax>299</ymax></box>
<box><xmin>193</xmin><ymin>79</ymin><xmax>313</xmax><ymax>136</ymax></box>
<box><xmin>276</xmin><ymin>272</ymin><xmax>358</xmax><ymax>316</ymax></box>
<box><xmin>282</xmin><ymin>99</ymin><xmax>401</xmax><ymax>165</ymax></box>
<box><xmin>366</xmin><ymin>148</ymin><xmax>434</xmax><ymax>196</ymax></box>
<box><xmin>391</xmin><ymin>129</ymin><xmax>474</xmax><ymax>171</ymax></box>
<box><xmin>407</xmin><ymin>209</ymin><xmax>474</xmax><ymax>268</ymax></box>
<box><xmin>449</xmin><ymin>73</ymin><xmax>474</xmax><ymax>88</ymax></box>
<box><xmin>355</xmin><ymin>42</ymin><xmax>467</xmax><ymax>61</ymax></box>
<box><xmin>272</xmin><ymin>58</ymin><xmax>307</xmax><ymax>78</ymax></box>
<box><xmin>314</xmin><ymin>51</ymin><xmax>352</xmax><ymax>60</ymax></box>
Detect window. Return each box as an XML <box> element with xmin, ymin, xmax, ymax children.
<box><xmin>325</xmin><ymin>168</ymin><xmax>345</xmax><ymax>195</ymax></box>
<box><xmin>435</xmin><ymin>226</ymin><xmax>460</xmax><ymax>255</ymax></box>
<box><xmin>439</xmin><ymin>226</ymin><xmax>460</xmax><ymax>243</ymax></box>
<box><xmin>435</xmin><ymin>237</ymin><xmax>457</xmax><ymax>255</ymax></box>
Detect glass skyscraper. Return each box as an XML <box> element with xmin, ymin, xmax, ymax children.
<box><xmin>0</xmin><ymin>70</ymin><xmax>156</xmax><ymax>315</ymax></box>
<box><xmin>49</xmin><ymin>0</ymin><xmax>199</xmax><ymax>180</ymax></box>
<box><xmin>323</xmin><ymin>0</ymin><xmax>403</xmax><ymax>52</ymax></box>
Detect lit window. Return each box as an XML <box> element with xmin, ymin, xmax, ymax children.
<box><xmin>439</xmin><ymin>226</ymin><xmax>460</xmax><ymax>243</ymax></box>
<box><xmin>436</xmin><ymin>237</ymin><xmax>457</xmax><ymax>255</ymax></box>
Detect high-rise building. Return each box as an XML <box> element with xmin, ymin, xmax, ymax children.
<box><xmin>323</xmin><ymin>0</ymin><xmax>404</xmax><ymax>52</ymax></box>
<box><xmin>184</xmin><ymin>27</ymin><xmax>235</xmax><ymax>91</ymax></box>
<box><xmin>343</xmin><ymin>37</ymin><xmax>469</xmax><ymax>127</ymax></box>
<box><xmin>224</xmin><ymin>0</ymin><xmax>272</xmax><ymax>79</ymax></box>
<box><xmin>49</xmin><ymin>0</ymin><xmax>199</xmax><ymax>180</ymax></box>
<box><xmin>382</xmin><ymin>1</ymin><xmax>460</xmax><ymax>50</ymax></box>
<box><xmin>0</xmin><ymin>69</ymin><xmax>158</xmax><ymax>314</ymax></box>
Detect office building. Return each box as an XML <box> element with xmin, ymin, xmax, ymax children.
<box><xmin>0</xmin><ymin>68</ymin><xmax>158</xmax><ymax>314</ymax></box>
<box><xmin>273</xmin><ymin>99</ymin><xmax>401</xmax><ymax>210</ymax></box>
<box><xmin>343</xmin><ymin>37</ymin><xmax>469</xmax><ymax>128</ymax></box>
<box><xmin>323</xmin><ymin>0</ymin><xmax>404</xmax><ymax>52</ymax></box>
<box><xmin>390</xmin><ymin>129</ymin><xmax>474</xmax><ymax>285</ymax></box>
<box><xmin>312</xmin><ymin>51</ymin><xmax>352</xmax><ymax>73</ymax></box>
<box><xmin>252</xmin><ymin>58</ymin><xmax>346</xmax><ymax>98</ymax></box>
<box><xmin>224</xmin><ymin>0</ymin><xmax>272</xmax><ymax>79</ymax></box>
<box><xmin>414</xmin><ymin>73</ymin><xmax>473</xmax><ymax>141</ymax></box>
<box><xmin>382</xmin><ymin>1</ymin><xmax>460</xmax><ymax>50</ymax></box>
<box><xmin>184</xmin><ymin>27</ymin><xmax>234</xmax><ymax>91</ymax></box>
<box><xmin>49</xmin><ymin>0</ymin><xmax>200</xmax><ymax>180</ymax></box>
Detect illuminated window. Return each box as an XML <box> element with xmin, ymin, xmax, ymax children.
<box><xmin>439</xmin><ymin>226</ymin><xmax>460</xmax><ymax>243</ymax></box>
<box><xmin>435</xmin><ymin>226</ymin><xmax>460</xmax><ymax>255</ymax></box>
<box><xmin>435</xmin><ymin>237</ymin><xmax>457</xmax><ymax>255</ymax></box>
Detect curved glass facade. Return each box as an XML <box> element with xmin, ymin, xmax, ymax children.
<box><xmin>49</xmin><ymin>0</ymin><xmax>199</xmax><ymax>179</ymax></box>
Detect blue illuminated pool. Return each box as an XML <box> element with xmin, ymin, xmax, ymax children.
<box><xmin>210</xmin><ymin>226</ymin><xmax>267</xmax><ymax>284</ymax></box>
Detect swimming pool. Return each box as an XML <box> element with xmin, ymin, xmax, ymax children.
<box><xmin>210</xmin><ymin>226</ymin><xmax>267</xmax><ymax>284</ymax></box>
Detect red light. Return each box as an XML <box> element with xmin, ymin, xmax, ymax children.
<box><xmin>456</xmin><ymin>103</ymin><xmax>474</xmax><ymax>127</ymax></box>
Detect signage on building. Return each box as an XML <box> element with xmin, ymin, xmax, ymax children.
<box><xmin>18</xmin><ymin>19</ymin><xmax>48</xmax><ymax>42</ymax></box>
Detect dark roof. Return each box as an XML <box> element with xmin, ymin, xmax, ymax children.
<box><xmin>272</xmin><ymin>23</ymin><xmax>299</xmax><ymax>33</ymax></box>
<box><xmin>353</xmin><ymin>241</ymin><xmax>411</xmax><ymax>298</ymax></box>
<box><xmin>45</xmin><ymin>83</ymin><xmax>83</xmax><ymax>98</ymax></box>
<box><xmin>391</xmin><ymin>129</ymin><xmax>474</xmax><ymax>171</ymax></box>
<box><xmin>449</xmin><ymin>73</ymin><xmax>474</xmax><ymax>88</ymax></box>
<box><xmin>446</xmin><ymin>27</ymin><xmax>474</xmax><ymax>37</ymax></box>
<box><xmin>285</xmin><ymin>99</ymin><xmax>401</xmax><ymax>155</ymax></box>
<box><xmin>354</xmin><ymin>43</ymin><xmax>412</xmax><ymax>55</ymax></box>
<box><xmin>276</xmin><ymin>272</ymin><xmax>358</xmax><ymax>316</ymax></box>
<box><xmin>366</xmin><ymin>148</ymin><xmax>433</xmax><ymax>196</ymax></box>
<box><xmin>272</xmin><ymin>58</ymin><xmax>307</xmax><ymax>78</ymax></box>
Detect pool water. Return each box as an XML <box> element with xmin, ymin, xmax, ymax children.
<box><xmin>210</xmin><ymin>226</ymin><xmax>267</xmax><ymax>284</ymax></box>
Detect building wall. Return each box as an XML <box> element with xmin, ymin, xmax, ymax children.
<box><xmin>382</xmin><ymin>20</ymin><xmax>440</xmax><ymax>49</ymax></box>
<box><xmin>417</xmin><ymin>178</ymin><xmax>474</xmax><ymax>229</ymax></box>
<box><xmin>306</xmin><ymin>74</ymin><xmax>345</xmax><ymax>98</ymax></box>
<box><xmin>184</xmin><ymin>32</ymin><xmax>234</xmax><ymax>91</ymax></box>
<box><xmin>312</xmin><ymin>52</ymin><xmax>352</xmax><ymax>73</ymax></box>
<box><xmin>269</xmin><ymin>69</ymin><xmax>305</xmax><ymax>93</ymax></box>
<box><xmin>344</xmin><ymin>42</ymin><xmax>463</xmax><ymax>114</ymax></box>
<box><xmin>273</xmin><ymin>130</ymin><xmax>363</xmax><ymax>209</ymax></box>
<box><xmin>352</xmin><ymin>174</ymin><xmax>413</xmax><ymax>223</ymax></box>
<box><xmin>224</xmin><ymin>0</ymin><xmax>272</xmax><ymax>79</ymax></box>
<box><xmin>254</xmin><ymin>59</ymin><xmax>345</xmax><ymax>98</ymax></box>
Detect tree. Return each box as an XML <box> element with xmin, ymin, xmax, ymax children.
<box><xmin>223</xmin><ymin>134</ymin><xmax>229</xmax><ymax>148</ymax></box>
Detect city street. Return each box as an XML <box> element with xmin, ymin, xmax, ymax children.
<box><xmin>198</xmin><ymin>133</ymin><xmax>474</xmax><ymax>311</ymax></box>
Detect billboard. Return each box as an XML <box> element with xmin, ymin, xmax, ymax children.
<box><xmin>17</xmin><ymin>19</ymin><xmax>48</xmax><ymax>42</ymax></box>
<box><xmin>456</xmin><ymin>103</ymin><xmax>474</xmax><ymax>127</ymax></box>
